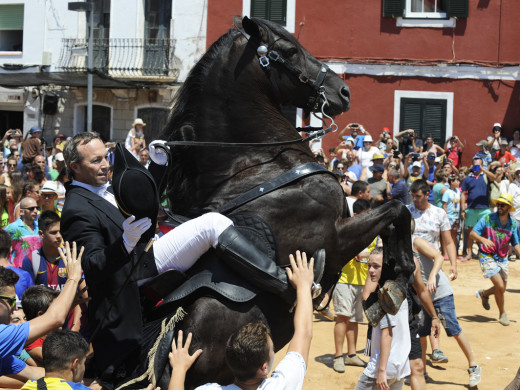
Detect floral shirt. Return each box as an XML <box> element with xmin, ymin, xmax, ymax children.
<box><xmin>407</xmin><ymin>204</ymin><xmax>451</xmax><ymax>247</ymax></box>
<box><xmin>473</xmin><ymin>213</ymin><xmax>520</xmax><ymax>262</ymax></box>
<box><xmin>5</xmin><ymin>218</ymin><xmax>41</xmax><ymax>268</ymax></box>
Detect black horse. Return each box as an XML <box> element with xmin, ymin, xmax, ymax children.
<box><xmin>137</xmin><ymin>16</ymin><xmax>414</xmax><ymax>389</ymax></box>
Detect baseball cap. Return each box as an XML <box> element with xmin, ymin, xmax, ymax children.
<box><xmin>412</xmin><ymin>161</ymin><xmax>422</xmax><ymax>169</ymax></box>
<box><xmin>54</xmin><ymin>152</ymin><xmax>64</xmax><ymax>162</ymax></box>
<box><xmin>370</xmin><ymin>164</ymin><xmax>385</xmax><ymax>173</ymax></box>
<box><xmin>29</xmin><ymin>126</ymin><xmax>42</xmax><ymax>134</ymax></box>
<box><xmin>493</xmin><ymin>122</ymin><xmax>502</xmax><ymax>129</ymax></box>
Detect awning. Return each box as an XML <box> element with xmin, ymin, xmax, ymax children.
<box><xmin>0</xmin><ymin>71</ymin><xmax>177</xmax><ymax>89</ymax></box>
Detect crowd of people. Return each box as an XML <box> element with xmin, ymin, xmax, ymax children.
<box><xmin>312</xmin><ymin>121</ymin><xmax>520</xmax><ymax>389</ymax></box>
<box><xmin>0</xmin><ymin>118</ymin><xmax>518</xmax><ymax>390</ymax></box>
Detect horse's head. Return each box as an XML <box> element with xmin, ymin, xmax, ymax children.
<box><xmin>235</xmin><ymin>17</ymin><xmax>350</xmax><ymax>117</ymax></box>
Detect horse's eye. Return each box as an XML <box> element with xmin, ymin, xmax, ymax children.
<box><xmin>286</xmin><ymin>48</ymin><xmax>298</xmax><ymax>58</ymax></box>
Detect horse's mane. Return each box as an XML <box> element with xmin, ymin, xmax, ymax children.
<box><xmin>160</xmin><ymin>19</ymin><xmax>302</xmax><ymax>216</ymax></box>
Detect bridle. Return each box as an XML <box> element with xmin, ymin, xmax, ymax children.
<box><xmin>162</xmin><ymin>21</ymin><xmax>338</xmax><ymax>150</ymax></box>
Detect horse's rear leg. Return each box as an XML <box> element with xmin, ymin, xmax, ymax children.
<box><xmin>505</xmin><ymin>364</ymin><xmax>520</xmax><ymax>390</ymax></box>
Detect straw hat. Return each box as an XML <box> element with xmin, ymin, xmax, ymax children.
<box><xmin>132</xmin><ymin>118</ymin><xmax>146</xmax><ymax>127</ymax></box>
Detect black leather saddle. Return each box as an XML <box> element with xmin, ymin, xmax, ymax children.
<box><xmin>141</xmin><ymin>212</ymin><xmax>278</xmax><ymax>319</ymax></box>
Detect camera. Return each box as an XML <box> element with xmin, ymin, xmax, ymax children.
<box><xmin>350</xmin><ymin>123</ymin><xmax>359</xmax><ymax>128</ymax></box>
<box><xmin>451</xmin><ymin>136</ymin><xmax>456</xmax><ymax>141</ymax></box>
<box><xmin>393</xmin><ymin>150</ymin><xmax>400</xmax><ymax>158</ymax></box>
<box><xmin>412</xmin><ymin>153</ymin><xmax>420</xmax><ymax>159</ymax></box>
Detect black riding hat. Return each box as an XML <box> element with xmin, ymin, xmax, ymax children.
<box><xmin>112</xmin><ymin>143</ymin><xmax>159</xmax><ymax>240</ymax></box>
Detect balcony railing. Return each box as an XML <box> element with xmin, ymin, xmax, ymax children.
<box><xmin>57</xmin><ymin>38</ymin><xmax>179</xmax><ymax>81</ymax></box>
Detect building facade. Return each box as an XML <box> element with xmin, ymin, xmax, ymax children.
<box><xmin>207</xmin><ymin>0</ymin><xmax>520</xmax><ymax>165</ymax></box>
<box><xmin>0</xmin><ymin>0</ymin><xmax>208</xmax><ymax>144</ymax></box>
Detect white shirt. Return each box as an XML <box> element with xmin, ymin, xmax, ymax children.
<box><xmin>196</xmin><ymin>352</ymin><xmax>306</xmax><ymax>390</ymax></box>
<box><xmin>71</xmin><ymin>180</ymin><xmax>117</xmax><ymax>208</ymax></box>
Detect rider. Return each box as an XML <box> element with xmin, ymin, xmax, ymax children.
<box><xmin>61</xmin><ymin>133</ymin><xmax>325</xmax><ymax>380</ymax></box>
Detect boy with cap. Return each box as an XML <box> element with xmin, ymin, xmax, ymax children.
<box><xmin>470</xmin><ymin>193</ymin><xmax>520</xmax><ymax>326</ymax></box>
<box><xmin>474</xmin><ymin>140</ymin><xmax>492</xmax><ymax>169</ymax></box>
<box><xmin>22</xmin><ymin>127</ymin><xmax>42</xmax><ymax>164</ymax></box>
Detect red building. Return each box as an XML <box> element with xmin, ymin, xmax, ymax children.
<box><xmin>206</xmin><ymin>1</ymin><xmax>520</xmax><ymax>165</ymax></box>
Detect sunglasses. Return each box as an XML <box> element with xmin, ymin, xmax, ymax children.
<box><xmin>22</xmin><ymin>206</ymin><xmax>40</xmax><ymax>212</ymax></box>
<box><xmin>497</xmin><ymin>203</ymin><xmax>509</xmax><ymax>208</ymax></box>
<box><xmin>493</xmin><ymin>129</ymin><xmax>501</xmax><ymax>132</ymax></box>
<box><xmin>0</xmin><ymin>295</ymin><xmax>16</xmax><ymax>310</ymax></box>
<box><xmin>41</xmin><ymin>193</ymin><xmax>57</xmax><ymax>199</ymax></box>
<box><xmin>7</xmin><ymin>164</ymin><xmax>16</xmax><ymax>168</ymax></box>
<box><xmin>337</xmin><ymin>166</ymin><xmax>345</xmax><ymax>170</ymax></box>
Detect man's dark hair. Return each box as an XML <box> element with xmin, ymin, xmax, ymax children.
<box><xmin>225</xmin><ymin>322</ymin><xmax>271</xmax><ymax>381</ymax></box>
<box><xmin>353</xmin><ymin>198</ymin><xmax>371</xmax><ymax>214</ymax></box>
<box><xmin>328</xmin><ymin>147</ymin><xmax>336</xmax><ymax>153</ymax></box>
<box><xmin>22</xmin><ymin>181</ymin><xmax>39</xmax><ymax>197</ymax></box>
<box><xmin>0</xmin><ymin>266</ymin><xmax>19</xmax><ymax>294</ymax></box>
<box><xmin>39</xmin><ymin>210</ymin><xmax>60</xmax><ymax>233</ymax></box>
<box><xmin>22</xmin><ymin>285</ymin><xmax>59</xmax><ymax>320</ymax></box>
<box><xmin>63</xmin><ymin>132</ymin><xmax>102</xmax><ymax>179</ymax></box>
<box><xmin>42</xmin><ymin>330</ymin><xmax>89</xmax><ymax>372</ymax></box>
<box><xmin>351</xmin><ymin>180</ymin><xmax>368</xmax><ymax>197</ymax></box>
<box><xmin>410</xmin><ymin>179</ymin><xmax>430</xmax><ymax>195</ymax></box>
<box><xmin>0</xmin><ymin>230</ymin><xmax>12</xmax><ymax>259</ymax></box>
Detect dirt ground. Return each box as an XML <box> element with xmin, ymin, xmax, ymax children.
<box><xmin>274</xmin><ymin>258</ymin><xmax>520</xmax><ymax>389</ymax></box>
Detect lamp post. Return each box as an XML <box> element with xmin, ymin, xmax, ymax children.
<box><xmin>68</xmin><ymin>1</ymin><xmax>94</xmax><ymax>133</ymax></box>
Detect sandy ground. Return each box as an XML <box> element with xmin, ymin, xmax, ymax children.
<box><xmin>274</xmin><ymin>258</ymin><xmax>520</xmax><ymax>389</ymax></box>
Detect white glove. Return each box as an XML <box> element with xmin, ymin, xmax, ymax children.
<box><xmin>149</xmin><ymin>140</ymin><xmax>169</xmax><ymax>166</ymax></box>
<box><xmin>122</xmin><ymin>215</ymin><xmax>152</xmax><ymax>252</ymax></box>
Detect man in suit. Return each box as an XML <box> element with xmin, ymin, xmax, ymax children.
<box><xmin>61</xmin><ymin>132</ymin><xmax>324</xmax><ymax>380</ymax></box>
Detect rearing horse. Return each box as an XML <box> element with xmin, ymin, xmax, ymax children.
<box><xmin>152</xmin><ymin>16</ymin><xmax>414</xmax><ymax>389</ymax></box>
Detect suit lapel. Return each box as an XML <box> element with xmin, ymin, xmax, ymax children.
<box><xmin>70</xmin><ymin>185</ymin><xmax>125</xmax><ymax>227</ymax></box>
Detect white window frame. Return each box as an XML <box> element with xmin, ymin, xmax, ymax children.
<box><xmin>397</xmin><ymin>0</ymin><xmax>456</xmax><ymax>28</ymax></box>
<box><xmin>74</xmin><ymin>102</ymin><xmax>113</xmax><ymax>139</ymax></box>
<box><xmin>393</xmin><ymin>90</ymin><xmax>454</xmax><ymax>139</ymax></box>
<box><xmin>0</xmin><ymin>3</ymin><xmax>24</xmax><ymax>56</ymax></box>
<box><xmin>242</xmin><ymin>0</ymin><xmax>296</xmax><ymax>33</ymax></box>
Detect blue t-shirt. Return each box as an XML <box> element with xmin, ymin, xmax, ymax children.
<box><xmin>348</xmin><ymin>164</ymin><xmax>362</xmax><ymax>181</ymax></box>
<box><xmin>389</xmin><ymin>178</ymin><xmax>408</xmax><ymax>204</ymax></box>
<box><xmin>442</xmin><ymin>188</ymin><xmax>461</xmax><ymax>223</ymax></box>
<box><xmin>21</xmin><ymin>248</ymin><xmax>69</xmax><ymax>291</ymax></box>
<box><xmin>6</xmin><ymin>267</ymin><xmax>34</xmax><ymax>307</ymax></box>
<box><xmin>427</xmin><ymin>166</ymin><xmax>436</xmax><ymax>203</ymax></box>
<box><xmin>0</xmin><ymin>321</ymin><xmax>29</xmax><ymax>375</ymax></box>
<box><xmin>461</xmin><ymin>173</ymin><xmax>489</xmax><ymax>209</ymax></box>
<box><xmin>344</xmin><ymin>135</ymin><xmax>365</xmax><ymax>150</ymax></box>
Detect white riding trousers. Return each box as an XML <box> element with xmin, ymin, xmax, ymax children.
<box><xmin>153</xmin><ymin>212</ymin><xmax>233</xmax><ymax>273</ymax></box>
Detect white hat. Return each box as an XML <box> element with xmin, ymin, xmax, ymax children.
<box><xmin>54</xmin><ymin>153</ymin><xmax>64</xmax><ymax>162</ymax></box>
<box><xmin>363</xmin><ymin>135</ymin><xmax>373</xmax><ymax>143</ymax></box>
<box><xmin>412</xmin><ymin>161</ymin><xmax>422</xmax><ymax>168</ymax></box>
<box><xmin>346</xmin><ymin>171</ymin><xmax>357</xmax><ymax>181</ymax></box>
<box><xmin>132</xmin><ymin>118</ymin><xmax>146</xmax><ymax>127</ymax></box>
<box><xmin>493</xmin><ymin>122</ymin><xmax>502</xmax><ymax>129</ymax></box>
<box><xmin>40</xmin><ymin>181</ymin><xmax>59</xmax><ymax>195</ymax></box>
<box><xmin>345</xmin><ymin>137</ymin><xmax>355</xmax><ymax>145</ymax></box>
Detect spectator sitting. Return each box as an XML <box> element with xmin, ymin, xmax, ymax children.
<box><xmin>21</xmin><ymin>286</ymin><xmax>60</xmax><ymax>365</ymax></box>
<box><xmin>474</xmin><ymin>140</ymin><xmax>492</xmax><ymax>169</ymax></box>
<box><xmin>21</xmin><ymin>330</ymin><xmax>91</xmax><ymax>390</ymax></box>
<box><xmin>444</xmin><ymin>135</ymin><xmax>463</xmax><ymax>169</ymax></box>
<box><xmin>494</xmin><ymin>139</ymin><xmax>516</xmax><ymax>166</ymax></box>
<box><xmin>487</xmin><ymin>123</ymin><xmax>503</xmax><ymax>156</ymax></box>
<box><xmin>168</xmin><ymin>251</ymin><xmax>314</xmax><ymax>390</ymax></box>
<box><xmin>508</xmin><ymin>128</ymin><xmax>520</xmax><ymax>159</ymax></box>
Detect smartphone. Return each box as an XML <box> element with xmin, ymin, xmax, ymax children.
<box><xmin>412</xmin><ymin>153</ymin><xmax>420</xmax><ymax>158</ymax></box>
<box><xmin>393</xmin><ymin>150</ymin><xmax>400</xmax><ymax>158</ymax></box>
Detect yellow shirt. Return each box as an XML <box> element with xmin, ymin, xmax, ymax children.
<box><xmin>337</xmin><ymin>236</ymin><xmax>378</xmax><ymax>285</ymax></box>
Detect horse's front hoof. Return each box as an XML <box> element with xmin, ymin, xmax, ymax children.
<box><xmin>363</xmin><ymin>300</ymin><xmax>386</xmax><ymax>327</ymax></box>
<box><xmin>378</xmin><ymin>280</ymin><xmax>406</xmax><ymax>315</ymax></box>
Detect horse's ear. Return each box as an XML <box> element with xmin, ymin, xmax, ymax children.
<box><xmin>242</xmin><ymin>16</ymin><xmax>268</xmax><ymax>43</ymax></box>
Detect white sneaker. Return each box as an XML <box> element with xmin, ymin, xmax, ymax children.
<box><xmin>468</xmin><ymin>365</ymin><xmax>481</xmax><ymax>387</ymax></box>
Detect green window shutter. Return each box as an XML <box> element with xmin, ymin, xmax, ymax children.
<box><xmin>0</xmin><ymin>4</ymin><xmax>24</xmax><ymax>30</ymax></box>
<box><xmin>251</xmin><ymin>0</ymin><xmax>286</xmax><ymax>26</ymax></box>
<box><xmin>400</xmin><ymin>98</ymin><xmax>447</xmax><ymax>145</ymax></box>
<box><xmin>382</xmin><ymin>0</ymin><xmax>404</xmax><ymax>17</ymax></box>
<box><xmin>446</xmin><ymin>0</ymin><xmax>468</xmax><ymax>18</ymax></box>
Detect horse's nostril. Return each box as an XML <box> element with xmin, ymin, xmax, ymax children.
<box><xmin>340</xmin><ymin>86</ymin><xmax>350</xmax><ymax>101</ymax></box>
